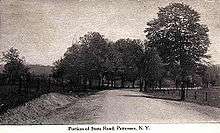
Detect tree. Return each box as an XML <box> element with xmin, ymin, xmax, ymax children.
<box><xmin>201</xmin><ymin>64</ymin><xmax>220</xmax><ymax>87</ymax></box>
<box><xmin>145</xmin><ymin>3</ymin><xmax>210</xmax><ymax>100</ymax></box>
<box><xmin>1</xmin><ymin>47</ymin><xmax>29</xmax><ymax>84</ymax></box>
<box><xmin>139</xmin><ymin>47</ymin><xmax>164</xmax><ymax>91</ymax></box>
<box><xmin>53</xmin><ymin>32</ymin><xmax>110</xmax><ymax>90</ymax></box>
<box><xmin>79</xmin><ymin>32</ymin><xmax>109</xmax><ymax>88</ymax></box>
<box><xmin>52</xmin><ymin>58</ymin><xmax>65</xmax><ymax>79</ymax></box>
<box><xmin>113</xmin><ymin>38</ymin><xmax>144</xmax><ymax>88</ymax></box>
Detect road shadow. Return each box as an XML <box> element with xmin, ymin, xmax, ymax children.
<box><xmin>119</xmin><ymin>94</ymin><xmax>182</xmax><ymax>102</ymax></box>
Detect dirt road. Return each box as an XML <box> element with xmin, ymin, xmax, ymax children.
<box><xmin>1</xmin><ymin>89</ymin><xmax>220</xmax><ymax>124</ymax></box>
<box><xmin>95</xmin><ymin>89</ymin><xmax>220</xmax><ymax>123</ymax></box>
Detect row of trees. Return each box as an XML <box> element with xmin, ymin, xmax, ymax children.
<box><xmin>53</xmin><ymin>3</ymin><xmax>213</xmax><ymax>100</ymax></box>
<box><xmin>52</xmin><ymin>34</ymin><xmax>147</xmax><ymax>89</ymax></box>
<box><xmin>0</xmin><ymin>3</ymin><xmax>217</xmax><ymax>101</ymax></box>
<box><xmin>0</xmin><ymin>48</ymin><xmax>30</xmax><ymax>85</ymax></box>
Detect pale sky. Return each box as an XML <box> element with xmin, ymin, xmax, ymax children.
<box><xmin>0</xmin><ymin>0</ymin><xmax>220</xmax><ymax>65</ymax></box>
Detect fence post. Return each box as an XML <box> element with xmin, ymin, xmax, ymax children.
<box><xmin>186</xmin><ymin>89</ymin><xmax>188</xmax><ymax>98</ymax></box>
<box><xmin>37</xmin><ymin>78</ymin><xmax>40</xmax><ymax>93</ymax></box>
<box><xmin>48</xmin><ymin>77</ymin><xmax>51</xmax><ymax>92</ymax></box>
<box><xmin>194</xmin><ymin>91</ymin><xmax>197</xmax><ymax>100</ymax></box>
<box><xmin>205</xmin><ymin>92</ymin><xmax>208</xmax><ymax>101</ymax></box>
<box><xmin>62</xmin><ymin>78</ymin><xmax>64</xmax><ymax>91</ymax></box>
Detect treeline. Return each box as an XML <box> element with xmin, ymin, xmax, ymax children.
<box><xmin>1</xmin><ymin>3</ymin><xmax>220</xmax><ymax>102</ymax></box>
<box><xmin>52</xmin><ymin>3</ymin><xmax>219</xmax><ymax>101</ymax></box>
<box><xmin>52</xmin><ymin>33</ymin><xmax>145</xmax><ymax>90</ymax></box>
<box><xmin>52</xmin><ymin>32</ymin><xmax>219</xmax><ymax>92</ymax></box>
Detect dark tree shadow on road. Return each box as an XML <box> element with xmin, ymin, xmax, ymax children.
<box><xmin>119</xmin><ymin>94</ymin><xmax>182</xmax><ymax>102</ymax></box>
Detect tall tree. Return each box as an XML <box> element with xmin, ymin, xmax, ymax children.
<box><xmin>53</xmin><ymin>32</ymin><xmax>109</xmax><ymax>89</ymax></box>
<box><xmin>113</xmin><ymin>38</ymin><xmax>144</xmax><ymax>88</ymax></box>
<box><xmin>139</xmin><ymin>47</ymin><xmax>164</xmax><ymax>91</ymax></box>
<box><xmin>145</xmin><ymin>3</ymin><xmax>210</xmax><ymax>100</ymax></box>
<box><xmin>1</xmin><ymin>47</ymin><xmax>29</xmax><ymax>84</ymax></box>
<box><xmin>79</xmin><ymin>32</ymin><xmax>109</xmax><ymax>87</ymax></box>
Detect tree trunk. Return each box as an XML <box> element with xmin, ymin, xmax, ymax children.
<box><xmin>139</xmin><ymin>78</ymin><xmax>143</xmax><ymax>92</ymax></box>
<box><xmin>111</xmin><ymin>80</ymin><xmax>113</xmax><ymax>87</ymax></box>
<box><xmin>144</xmin><ymin>79</ymin><xmax>147</xmax><ymax>91</ymax></box>
<box><xmin>159</xmin><ymin>79</ymin><xmax>162</xmax><ymax>89</ymax></box>
<box><xmin>98</xmin><ymin>78</ymin><xmax>101</xmax><ymax>88</ymax></box>
<box><xmin>132</xmin><ymin>80</ymin><xmax>135</xmax><ymax>88</ymax></box>
<box><xmin>62</xmin><ymin>78</ymin><xmax>64</xmax><ymax>91</ymax></box>
<box><xmin>121</xmin><ymin>77</ymin><xmax>125</xmax><ymax>88</ymax></box>
<box><xmin>101</xmin><ymin>76</ymin><xmax>104</xmax><ymax>87</ymax></box>
<box><xmin>89</xmin><ymin>79</ymin><xmax>92</xmax><ymax>88</ymax></box>
<box><xmin>180</xmin><ymin>81</ymin><xmax>185</xmax><ymax>101</ymax></box>
<box><xmin>37</xmin><ymin>78</ymin><xmax>40</xmax><ymax>93</ymax></box>
<box><xmin>107</xmin><ymin>80</ymin><xmax>110</xmax><ymax>87</ymax></box>
<box><xmin>48</xmin><ymin>77</ymin><xmax>51</xmax><ymax>92</ymax></box>
<box><xmin>83</xmin><ymin>77</ymin><xmax>87</xmax><ymax>90</ymax></box>
<box><xmin>175</xmin><ymin>79</ymin><xmax>178</xmax><ymax>89</ymax></box>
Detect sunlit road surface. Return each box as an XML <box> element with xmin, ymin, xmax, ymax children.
<box><xmin>95</xmin><ymin>89</ymin><xmax>220</xmax><ymax>123</ymax></box>
<box><xmin>1</xmin><ymin>89</ymin><xmax>220</xmax><ymax>124</ymax></box>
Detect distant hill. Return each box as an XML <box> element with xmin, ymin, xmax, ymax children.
<box><xmin>28</xmin><ymin>65</ymin><xmax>53</xmax><ymax>76</ymax></box>
<box><xmin>0</xmin><ymin>64</ymin><xmax>53</xmax><ymax>76</ymax></box>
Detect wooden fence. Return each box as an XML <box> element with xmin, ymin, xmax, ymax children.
<box><xmin>146</xmin><ymin>87</ymin><xmax>220</xmax><ymax>108</ymax></box>
<box><xmin>0</xmin><ymin>76</ymin><xmax>68</xmax><ymax>114</ymax></box>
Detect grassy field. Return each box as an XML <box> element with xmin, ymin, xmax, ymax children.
<box><xmin>0</xmin><ymin>83</ymin><xmax>61</xmax><ymax>114</ymax></box>
<box><xmin>144</xmin><ymin>87</ymin><xmax>220</xmax><ymax>108</ymax></box>
<box><xmin>0</xmin><ymin>85</ymin><xmax>46</xmax><ymax>114</ymax></box>
<box><xmin>0</xmin><ymin>83</ymin><xmax>107</xmax><ymax>114</ymax></box>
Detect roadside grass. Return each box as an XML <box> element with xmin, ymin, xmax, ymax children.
<box><xmin>143</xmin><ymin>87</ymin><xmax>220</xmax><ymax>108</ymax></box>
<box><xmin>0</xmin><ymin>85</ymin><xmax>109</xmax><ymax>115</ymax></box>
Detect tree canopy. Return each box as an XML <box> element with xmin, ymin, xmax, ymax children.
<box><xmin>145</xmin><ymin>3</ymin><xmax>210</xmax><ymax>80</ymax></box>
<box><xmin>53</xmin><ymin>32</ymin><xmax>145</xmax><ymax>89</ymax></box>
<box><xmin>51</xmin><ymin>3</ymin><xmax>212</xmax><ymax>94</ymax></box>
<box><xmin>144</xmin><ymin>3</ymin><xmax>211</xmax><ymax>100</ymax></box>
<box><xmin>1</xmin><ymin>47</ymin><xmax>29</xmax><ymax>83</ymax></box>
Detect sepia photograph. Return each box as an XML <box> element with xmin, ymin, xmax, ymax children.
<box><xmin>0</xmin><ymin>0</ymin><xmax>220</xmax><ymax>131</ymax></box>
